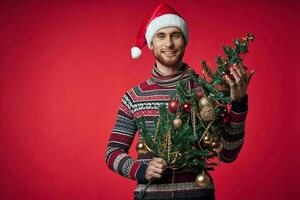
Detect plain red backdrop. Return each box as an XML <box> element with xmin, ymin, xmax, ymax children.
<box><xmin>0</xmin><ymin>0</ymin><xmax>299</xmax><ymax>199</ymax></box>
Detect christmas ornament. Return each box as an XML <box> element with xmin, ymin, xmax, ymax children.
<box><xmin>203</xmin><ymin>134</ymin><xmax>213</xmax><ymax>145</ymax></box>
<box><xmin>168</xmin><ymin>99</ymin><xmax>179</xmax><ymax>113</ymax></box>
<box><xmin>199</xmin><ymin>96</ymin><xmax>211</xmax><ymax>107</ymax></box>
<box><xmin>173</xmin><ymin>118</ymin><xmax>183</xmax><ymax>129</ymax></box>
<box><xmin>195</xmin><ymin>172</ymin><xmax>210</xmax><ymax>187</ymax></box>
<box><xmin>200</xmin><ymin>105</ymin><xmax>216</xmax><ymax>121</ymax></box>
<box><xmin>136</xmin><ymin>140</ymin><xmax>148</xmax><ymax>154</ymax></box>
<box><xmin>211</xmin><ymin>141</ymin><xmax>219</xmax><ymax>148</ymax></box>
<box><xmin>182</xmin><ymin>102</ymin><xmax>192</xmax><ymax>113</ymax></box>
<box><xmin>212</xmin><ymin>141</ymin><xmax>223</xmax><ymax>153</ymax></box>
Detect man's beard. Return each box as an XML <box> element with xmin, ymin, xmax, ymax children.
<box><xmin>154</xmin><ymin>49</ymin><xmax>185</xmax><ymax>68</ymax></box>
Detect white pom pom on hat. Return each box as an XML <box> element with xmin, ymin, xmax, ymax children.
<box><xmin>131</xmin><ymin>1</ymin><xmax>188</xmax><ymax>59</ymax></box>
<box><xmin>131</xmin><ymin>47</ymin><xmax>142</xmax><ymax>60</ymax></box>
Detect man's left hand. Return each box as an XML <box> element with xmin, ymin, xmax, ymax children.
<box><xmin>224</xmin><ymin>64</ymin><xmax>255</xmax><ymax>102</ymax></box>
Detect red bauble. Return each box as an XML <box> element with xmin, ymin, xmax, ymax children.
<box><xmin>182</xmin><ymin>102</ymin><xmax>192</xmax><ymax>113</ymax></box>
<box><xmin>168</xmin><ymin>100</ymin><xmax>179</xmax><ymax>113</ymax></box>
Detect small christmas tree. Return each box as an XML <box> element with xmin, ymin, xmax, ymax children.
<box><xmin>136</xmin><ymin>34</ymin><xmax>254</xmax><ymax>188</ymax></box>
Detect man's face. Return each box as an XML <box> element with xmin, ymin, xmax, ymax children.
<box><xmin>150</xmin><ymin>27</ymin><xmax>186</xmax><ymax>68</ymax></box>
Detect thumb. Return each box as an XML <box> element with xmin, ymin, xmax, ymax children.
<box><xmin>161</xmin><ymin>159</ymin><xmax>168</xmax><ymax>169</ymax></box>
<box><xmin>247</xmin><ymin>70</ymin><xmax>255</xmax><ymax>84</ymax></box>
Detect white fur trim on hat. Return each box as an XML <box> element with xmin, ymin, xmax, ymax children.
<box><xmin>145</xmin><ymin>14</ymin><xmax>188</xmax><ymax>48</ymax></box>
<box><xmin>131</xmin><ymin>47</ymin><xmax>142</xmax><ymax>59</ymax></box>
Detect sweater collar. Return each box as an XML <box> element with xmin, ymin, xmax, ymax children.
<box><xmin>151</xmin><ymin>63</ymin><xmax>193</xmax><ymax>87</ymax></box>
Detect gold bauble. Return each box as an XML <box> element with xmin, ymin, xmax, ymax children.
<box><xmin>203</xmin><ymin>134</ymin><xmax>213</xmax><ymax>145</ymax></box>
<box><xmin>173</xmin><ymin>118</ymin><xmax>183</xmax><ymax>129</ymax></box>
<box><xmin>195</xmin><ymin>173</ymin><xmax>210</xmax><ymax>187</ymax></box>
<box><xmin>212</xmin><ymin>142</ymin><xmax>223</xmax><ymax>153</ymax></box>
<box><xmin>199</xmin><ymin>97</ymin><xmax>211</xmax><ymax>107</ymax></box>
<box><xmin>200</xmin><ymin>105</ymin><xmax>216</xmax><ymax>121</ymax></box>
<box><xmin>135</xmin><ymin>140</ymin><xmax>148</xmax><ymax>154</ymax></box>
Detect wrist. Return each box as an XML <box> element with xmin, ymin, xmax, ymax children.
<box><xmin>136</xmin><ymin>163</ymin><xmax>149</xmax><ymax>184</ymax></box>
<box><xmin>231</xmin><ymin>94</ymin><xmax>248</xmax><ymax>113</ymax></box>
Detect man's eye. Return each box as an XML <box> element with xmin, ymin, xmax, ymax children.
<box><xmin>173</xmin><ymin>34</ymin><xmax>181</xmax><ymax>39</ymax></box>
<box><xmin>156</xmin><ymin>34</ymin><xmax>165</xmax><ymax>39</ymax></box>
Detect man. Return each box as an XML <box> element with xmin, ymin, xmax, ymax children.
<box><xmin>105</xmin><ymin>2</ymin><xmax>254</xmax><ymax>200</ymax></box>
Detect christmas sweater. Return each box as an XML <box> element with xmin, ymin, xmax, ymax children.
<box><xmin>105</xmin><ymin>64</ymin><xmax>248</xmax><ymax>199</ymax></box>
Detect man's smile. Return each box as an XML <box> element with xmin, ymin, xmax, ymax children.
<box><xmin>162</xmin><ymin>50</ymin><xmax>177</xmax><ymax>56</ymax></box>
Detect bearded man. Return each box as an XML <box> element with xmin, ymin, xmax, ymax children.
<box><xmin>105</xmin><ymin>2</ymin><xmax>254</xmax><ymax>200</ymax></box>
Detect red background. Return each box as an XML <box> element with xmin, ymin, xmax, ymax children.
<box><xmin>0</xmin><ymin>0</ymin><xmax>299</xmax><ymax>199</ymax></box>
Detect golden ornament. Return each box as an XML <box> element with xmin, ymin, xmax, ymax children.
<box><xmin>195</xmin><ymin>173</ymin><xmax>210</xmax><ymax>187</ymax></box>
<box><xmin>199</xmin><ymin>96</ymin><xmax>211</xmax><ymax>107</ymax></box>
<box><xmin>200</xmin><ymin>105</ymin><xmax>216</xmax><ymax>121</ymax></box>
<box><xmin>212</xmin><ymin>141</ymin><xmax>223</xmax><ymax>153</ymax></box>
<box><xmin>173</xmin><ymin>118</ymin><xmax>183</xmax><ymax>129</ymax></box>
<box><xmin>135</xmin><ymin>140</ymin><xmax>148</xmax><ymax>154</ymax></box>
<box><xmin>203</xmin><ymin>134</ymin><xmax>213</xmax><ymax>145</ymax></box>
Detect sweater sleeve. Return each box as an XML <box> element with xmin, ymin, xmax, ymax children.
<box><xmin>219</xmin><ymin>95</ymin><xmax>248</xmax><ymax>163</ymax></box>
<box><xmin>105</xmin><ymin>92</ymin><xmax>148</xmax><ymax>183</ymax></box>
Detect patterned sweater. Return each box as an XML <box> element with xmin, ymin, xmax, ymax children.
<box><xmin>105</xmin><ymin>64</ymin><xmax>248</xmax><ymax>199</ymax></box>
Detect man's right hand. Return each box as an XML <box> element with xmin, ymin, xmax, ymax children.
<box><xmin>145</xmin><ymin>157</ymin><xmax>167</xmax><ymax>181</ymax></box>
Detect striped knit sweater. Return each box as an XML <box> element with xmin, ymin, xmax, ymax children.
<box><xmin>105</xmin><ymin>64</ymin><xmax>248</xmax><ymax>199</ymax></box>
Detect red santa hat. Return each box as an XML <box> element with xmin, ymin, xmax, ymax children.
<box><xmin>131</xmin><ymin>2</ymin><xmax>188</xmax><ymax>59</ymax></box>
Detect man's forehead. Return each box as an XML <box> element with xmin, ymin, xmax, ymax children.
<box><xmin>155</xmin><ymin>27</ymin><xmax>182</xmax><ymax>34</ymax></box>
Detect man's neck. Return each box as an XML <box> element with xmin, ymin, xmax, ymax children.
<box><xmin>156</xmin><ymin>61</ymin><xmax>183</xmax><ymax>76</ymax></box>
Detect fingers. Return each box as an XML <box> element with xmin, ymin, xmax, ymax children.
<box><xmin>230</xmin><ymin>67</ymin><xmax>241</xmax><ymax>84</ymax></box>
<box><xmin>233</xmin><ymin>64</ymin><xmax>243</xmax><ymax>77</ymax></box>
<box><xmin>145</xmin><ymin>157</ymin><xmax>167</xmax><ymax>181</ymax></box>
<box><xmin>159</xmin><ymin>158</ymin><xmax>168</xmax><ymax>168</ymax></box>
<box><xmin>151</xmin><ymin>157</ymin><xmax>167</xmax><ymax>169</ymax></box>
<box><xmin>236</xmin><ymin>63</ymin><xmax>247</xmax><ymax>74</ymax></box>
<box><xmin>240</xmin><ymin>65</ymin><xmax>247</xmax><ymax>75</ymax></box>
<box><xmin>149</xmin><ymin>161</ymin><xmax>164</xmax><ymax>172</ymax></box>
<box><xmin>247</xmin><ymin>70</ymin><xmax>255</xmax><ymax>84</ymax></box>
<box><xmin>226</xmin><ymin>64</ymin><xmax>249</xmax><ymax>87</ymax></box>
<box><xmin>145</xmin><ymin>167</ymin><xmax>163</xmax><ymax>180</ymax></box>
<box><xmin>224</xmin><ymin>74</ymin><xmax>235</xmax><ymax>88</ymax></box>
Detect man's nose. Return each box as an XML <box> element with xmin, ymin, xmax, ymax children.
<box><xmin>164</xmin><ymin>36</ymin><xmax>174</xmax><ymax>48</ymax></box>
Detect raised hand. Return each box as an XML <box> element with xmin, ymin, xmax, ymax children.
<box><xmin>224</xmin><ymin>64</ymin><xmax>255</xmax><ymax>102</ymax></box>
